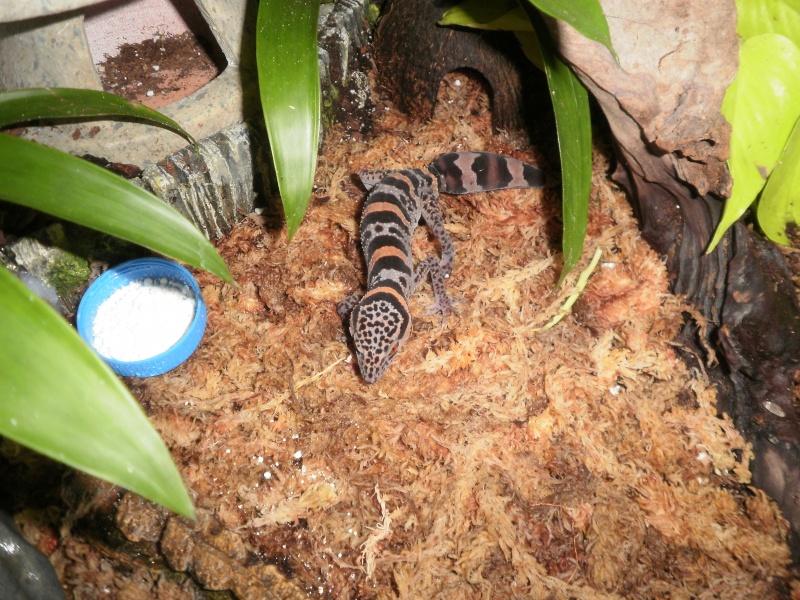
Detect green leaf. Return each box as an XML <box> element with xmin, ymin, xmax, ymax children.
<box><xmin>521</xmin><ymin>18</ymin><xmax>592</xmax><ymax>285</ymax></box>
<box><xmin>440</xmin><ymin>2</ymin><xmax>595</xmax><ymax>281</ymax></box>
<box><xmin>438</xmin><ymin>0</ymin><xmax>617</xmax><ymax>64</ymax></box>
<box><xmin>708</xmin><ymin>34</ymin><xmax>800</xmax><ymax>251</ymax></box>
<box><xmin>525</xmin><ymin>0</ymin><xmax>617</xmax><ymax>61</ymax></box>
<box><xmin>0</xmin><ymin>133</ymin><xmax>232</xmax><ymax>283</ymax></box>
<box><xmin>757</xmin><ymin>115</ymin><xmax>800</xmax><ymax>244</ymax></box>
<box><xmin>256</xmin><ymin>0</ymin><xmax>321</xmax><ymax>240</ymax></box>
<box><xmin>0</xmin><ymin>88</ymin><xmax>194</xmax><ymax>145</ymax></box>
<box><xmin>736</xmin><ymin>0</ymin><xmax>800</xmax><ymax>42</ymax></box>
<box><xmin>440</xmin><ymin>0</ymin><xmax>544</xmax><ymax>69</ymax></box>
<box><xmin>440</xmin><ymin>0</ymin><xmax>534</xmax><ymax>32</ymax></box>
<box><xmin>514</xmin><ymin>30</ymin><xmax>545</xmax><ymax>75</ymax></box>
<box><xmin>0</xmin><ymin>266</ymin><xmax>194</xmax><ymax>518</ymax></box>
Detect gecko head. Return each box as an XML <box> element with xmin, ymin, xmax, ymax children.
<box><xmin>349</xmin><ymin>293</ymin><xmax>410</xmax><ymax>383</ymax></box>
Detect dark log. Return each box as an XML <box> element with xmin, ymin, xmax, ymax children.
<box><xmin>374</xmin><ymin>0</ymin><xmax>800</xmax><ymax>552</ymax></box>
<box><xmin>374</xmin><ymin>0</ymin><xmax>544</xmax><ymax>133</ymax></box>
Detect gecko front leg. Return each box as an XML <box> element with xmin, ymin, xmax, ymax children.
<box><xmin>337</xmin><ymin>292</ymin><xmax>363</xmax><ymax>322</ymax></box>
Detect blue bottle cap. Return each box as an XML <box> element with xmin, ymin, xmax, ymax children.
<box><xmin>77</xmin><ymin>258</ymin><xmax>207</xmax><ymax>377</ymax></box>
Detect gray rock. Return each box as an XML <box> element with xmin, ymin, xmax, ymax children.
<box><xmin>0</xmin><ymin>510</ymin><xmax>65</xmax><ymax>600</ymax></box>
<box><xmin>140</xmin><ymin>122</ymin><xmax>267</xmax><ymax>240</ymax></box>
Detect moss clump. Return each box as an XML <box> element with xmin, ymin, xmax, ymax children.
<box><xmin>46</xmin><ymin>254</ymin><xmax>91</xmax><ymax>297</ymax></box>
<box><xmin>10</xmin><ymin>221</ymin><xmax>143</xmax><ymax>309</ymax></box>
<box><xmin>320</xmin><ymin>84</ymin><xmax>340</xmax><ymax>130</ymax></box>
<box><xmin>366</xmin><ymin>2</ymin><xmax>381</xmax><ymax>27</ymax></box>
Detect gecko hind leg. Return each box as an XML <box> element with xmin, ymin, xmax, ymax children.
<box><xmin>358</xmin><ymin>169</ymin><xmax>392</xmax><ymax>191</ymax></box>
<box><xmin>413</xmin><ymin>256</ymin><xmax>463</xmax><ymax>327</ymax></box>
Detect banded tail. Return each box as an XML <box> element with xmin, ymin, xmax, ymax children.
<box><xmin>429</xmin><ymin>151</ymin><xmax>546</xmax><ymax>195</ymax></box>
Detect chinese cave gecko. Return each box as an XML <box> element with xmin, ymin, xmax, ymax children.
<box><xmin>338</xmin><ymin>151</ymin><xmax>546</xmax><ymax>383</ymax></box>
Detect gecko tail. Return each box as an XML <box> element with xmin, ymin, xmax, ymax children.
<box><xmin>429</xmin><ymin>151</ymin><xmax>547</xmax><ymax>195</ymax></box>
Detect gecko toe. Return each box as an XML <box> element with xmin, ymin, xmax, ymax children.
<box><xmin>423</xmin><ymin>296</ymin><xmax>463</xmax><ymax>327</ymax></box>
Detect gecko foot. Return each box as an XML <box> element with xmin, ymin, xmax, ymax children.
<box><xmin>423</xmin><ymin>296</ymin><xmax>464</xmax><ymax>327</ymax></box>
<box><xmin>337</xmin><ymin>293</ymin><xmax>363</xmax><ymax>321</ymax></box>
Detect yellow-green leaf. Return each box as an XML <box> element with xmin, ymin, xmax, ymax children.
<box><xmin>757</xmin><ymin>115</ymin><xmax>800</xmax><ymax>244</ymax></box>
<box><xmin>533</xmin><ymin>246</ymin><xmax>602</xmax><ymax>331</ymax></box>
<box><xmin>736</xmin><ymin>0</ymin><xmax>800</xmax><ymax>42</ymax></box>
<box><xmin>440</xmin><ymin>0</ymin><xmax>617</xmax><ymax>64</ymax></box>
<box><xmin>514</xmin><ymin>30</ymin><xmax>545</xmax><ymax>82</ymax></box>
<box><xmin>440</xmin><ymin>0</ymin><xmax>533</xmax><ymax>32</ymax></box>
<box><xmin>0</xmin><ymin>266</ymin><xmax>195</xmax><ymax>518</ymax></box>
<box><xmin>708</xmin><ymin>34</ymin><xmax>800</xmax><ymax>251</ymax></box>
<box><xmin>441</xmin><ymin>2</ymin><xmax>596</xmax><ymax>282</ymax></box>
<box><xmin>256</xmin><ymin>0</ymin><xmax>321</xmax><ymax>240</ymax></box>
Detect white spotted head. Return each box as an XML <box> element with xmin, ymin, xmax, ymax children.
<box><xmin>349</xmin><ymin>289</ymin><xmax>410</xmax><ymax>383</ymax></box>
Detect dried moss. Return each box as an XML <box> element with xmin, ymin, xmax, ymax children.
<box><xmin>52</xmin><ymin>72</ymin><xmax>795</xmax><ymax>598</ymax></box>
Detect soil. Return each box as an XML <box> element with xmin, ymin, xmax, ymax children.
<box><xmin>97</xmin><ymin>31</ymin><xmax>225</xmax><ymax>109</ymax></box>
<box><xmin>3</xmin><ymin>71</ymin><xmax>799</xmax><ymax>599</ymax></box>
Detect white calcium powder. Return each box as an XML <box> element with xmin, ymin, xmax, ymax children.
<box><xmin>91</xmin><ymin>277</ymin><xmax>196</xmax><ymax>362</ymax></box>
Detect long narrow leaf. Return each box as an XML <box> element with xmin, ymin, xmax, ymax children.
<box><xmin>0</xmin><ymin>88</ymin><xmax>194</xmax><ymax>144</ymax></box>
<box><xmin>256</xmin><ymin>0</ymin><xmax>321</xmax><ymax>240</ymax></box>
<box><xmin>526</xmin><ymin>0</ymin><xmax>617</xmax><ymax>61</ymax></box>
<box><xmin>0</xmin><ymin>133</ymin><xmax>232</xmax><ymax>283</ymax></box>
<box><xmin>521</xmin><ymin>15</ymin><xmax>592</xmax><ymax>285</ymax></box>
<box><xmin>440</xmin><ymin>2</ymin><xmax>593</xmax><ymax>281</ymax></box>
<box><xmin>0</xmin><ymin>266</ymin><xmax>194</xmax><ymax>518</ymax></box>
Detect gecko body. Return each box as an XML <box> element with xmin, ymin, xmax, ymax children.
<box><xmin>339</xmin><ymin>151</ymin><xmax>546</xmax><ymax>382</ymax></box>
